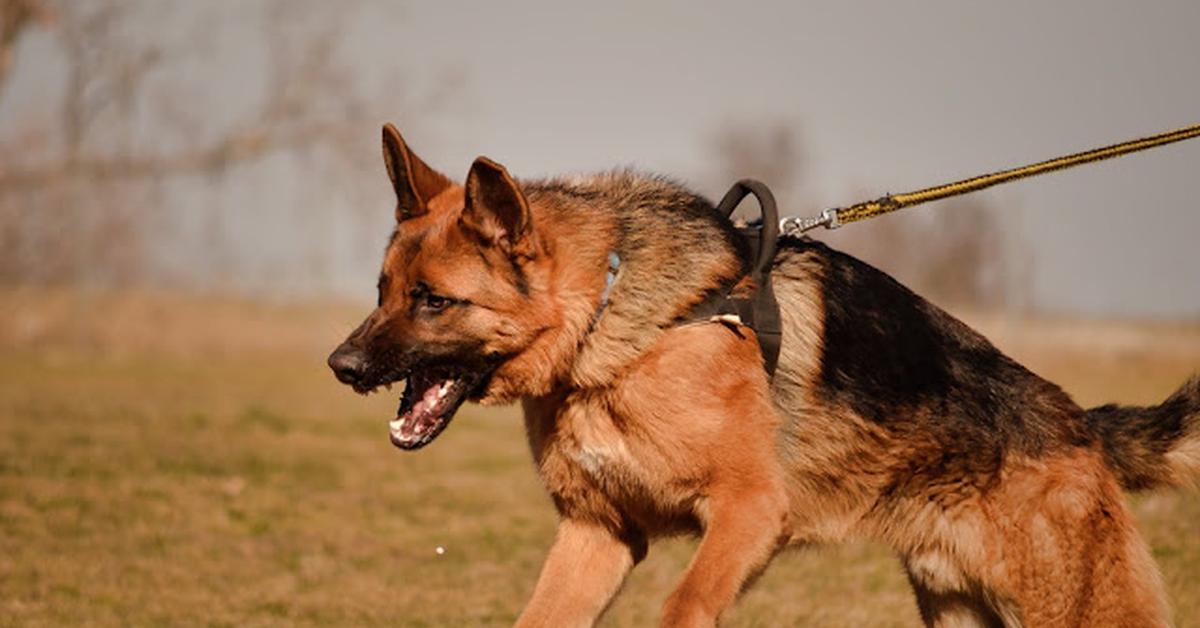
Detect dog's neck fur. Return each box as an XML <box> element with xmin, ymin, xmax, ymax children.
<box><xmin>493</xmin><ymin>172</ymin><xmax>748</xmax><ymax>396</ymax></box>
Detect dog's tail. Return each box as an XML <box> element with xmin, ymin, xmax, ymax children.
<box><xmin>1087</xmin><ymin>376</ymin><xmax>1200</xmax><ymax>491</ymax></box>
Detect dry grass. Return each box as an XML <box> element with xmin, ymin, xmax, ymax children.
<box><xmin>1</xmin><ymin>289</ymin><xmax>1197</xmax><ymax>626</ymax></box>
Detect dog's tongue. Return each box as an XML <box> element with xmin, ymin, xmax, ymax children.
<box><xmin>388</xmin><ymin>376</ymin><xmax>455</xmax><ymax>448</ymax></box>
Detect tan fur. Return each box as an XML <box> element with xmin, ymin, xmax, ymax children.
<box><xmin>522</xmin><ymin>173</ymin><xmax>746</xmax><ymax>390</ymax></box>
<box><xmin>1165</xmin><ymin>432</ymin><xmax>1200</xmax><ymax>487</ymax></box>
<box><xmin>519</xmin><ymin>323</ymin><xmax>790</xmax><ymax>627</ymax></box>
<box><xmin>334</xmin><ymin>127</ymin><xmax>1187</xmax><ymax>627</ymax></box>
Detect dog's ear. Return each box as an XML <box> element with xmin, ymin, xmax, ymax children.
<box><xmin>382</xmin><ymin>123</ymin><xmax>452</xmax><ymax>221</ymax></box>
<box><xmin>462</xmin><ymin>156</ymin><xmax>534</xmax><ymax>257</ymax></box>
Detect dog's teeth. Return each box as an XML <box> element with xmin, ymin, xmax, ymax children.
<box><xmin>389</xmin><ymin>419</ymin><xmax>402</xmax><ymax>431</ymax></box>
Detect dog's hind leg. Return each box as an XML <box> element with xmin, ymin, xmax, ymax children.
<box><xmin>660</xmin><ymin>488</ymin><xmax>790</xmax><ymax>628</ymax></box>
<box><xmin>906</xmin><ymin>579</ymin><xmax>1006</xmax><ymax>628</ymax></box>
<box><xmin>515</xmin><ymin>519</ymin><xmax>644</xmax><ymax>628</ymax></box>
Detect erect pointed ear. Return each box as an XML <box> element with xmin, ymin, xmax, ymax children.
<box><xmin>381</xmin><ymin>123</ymin><xmax>453</xmax><ymax>221</ymax></box>
<box><xmin>462</xmin><ymin>156</ymin><xmax>534</xmax><ymax>257</ymax></box>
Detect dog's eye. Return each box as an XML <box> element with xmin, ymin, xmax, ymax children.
<box><xmin>409</xmin><ymin>283</ymin><xmax>458</xmax><ymax>314</ymax></box>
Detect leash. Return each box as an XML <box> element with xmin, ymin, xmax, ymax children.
<box><xmin>780</xmin><ymin>122</ymin><xmax>1200</xmax><ymax>236</ymax></box>
<box><xmin>705</xmin><ymin>122</ymin><xmax>1198</xmax><ymax>377</ymax></box>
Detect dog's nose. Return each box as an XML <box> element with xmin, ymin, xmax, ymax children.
<box><xmin>328</xmin><ymin>344</ymin><xmax>368</xmax><ymax>386</ymax></box>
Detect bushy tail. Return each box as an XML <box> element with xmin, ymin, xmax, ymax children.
<box><xmin>1087</xmin><ymin>377</ymin><xmax>1200</xmax><ymax>491</ymax></box>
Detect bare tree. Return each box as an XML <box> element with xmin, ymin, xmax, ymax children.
<box><xmin>1</xmin><ymin>1</ymin><xmax>375</xmax><ymax>188</ymax></box>
<box><xmin>823</xmin><ymin>198</ymin><xmax>1018</xmax><ymax>309</ymax></box>
<box><xmin>0</xmin><ymin>0</ymin><xmax>50</xmax><ymax>98</ymax></box>
<box><xmin>707</xmin><ymin>118</ymin><xmax>1026</xmax><ymax>311</ymax></box>
<box><xmin>709</xmin><ymin>119</ymin><xmax>804</xmax><ymax>201</ymax></box>
<box><xmin>0</xmin><ymin>0</ymin><xmax>430</xmax><ymax>289</ymax></box>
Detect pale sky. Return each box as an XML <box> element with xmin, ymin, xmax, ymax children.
<box><xmin>3</xmin><ymin>0</ymin><xmax>1198</xmax><ymax>317</ymax></box>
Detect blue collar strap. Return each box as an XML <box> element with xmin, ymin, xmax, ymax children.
<box><xmin>600</xmin><ymin>251</ymin><xmax>620</xmax><ymax>309</ymax></box>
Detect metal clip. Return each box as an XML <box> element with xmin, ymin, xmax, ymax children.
<box><xmin>821</xmin><ymin>207</ymin><xmax>840</xmax><ymax>230</ymax></box>
<box><xmin>779</xmin><ymin>208</ymin><xmax>841</xmax><ymax>237</ymax></box>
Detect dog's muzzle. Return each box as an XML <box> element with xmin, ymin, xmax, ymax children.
<box><xmin>327</xmin><ymin>343</ymin><xmax>369</xmax><ymax>388</ymax></box>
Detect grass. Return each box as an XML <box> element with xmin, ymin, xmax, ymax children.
<box><xmin>1</xmin><ymin>289</ymin><xmax>1198</xmax><ymax>626</ymax></box>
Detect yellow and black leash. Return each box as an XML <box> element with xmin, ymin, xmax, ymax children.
<box><xmin>780</xmin><ymin>122</ymin><xmax>1200</xmax><ymax>236</ymax></box>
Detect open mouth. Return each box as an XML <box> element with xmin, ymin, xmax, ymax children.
<box><xmin>387</xmin><ymin>368</ymin><xmax>483</xmax><ymax>450</ymax></box>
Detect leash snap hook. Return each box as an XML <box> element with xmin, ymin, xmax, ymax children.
<box><xmin>821</xmin><ymin>207</ymin><xmax>840</xmax><ymax>230</ymax></box>
<box><xmin>779</xmin><ymin>207</ymin><xmax>840</xmax><ymax>237</ymax></box>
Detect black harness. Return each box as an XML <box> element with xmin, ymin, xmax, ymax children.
<box><xmin>684</xmin><ymin>179</ymin><xmax>783</xmax><ymax>376</ymax></box>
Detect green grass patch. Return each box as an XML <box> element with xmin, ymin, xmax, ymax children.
<box><xmin>2</xmin><ymin>300</ymin><xmax>1198</xmax><ymax>626</ymax></box>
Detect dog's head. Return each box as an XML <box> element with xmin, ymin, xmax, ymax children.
<box><xmin>328</xmin><ymin>124</ymin><xmax>558</xmax><ymax>450</ymax></box>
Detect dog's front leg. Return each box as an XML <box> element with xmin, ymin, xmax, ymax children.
<box><xmin>515</xmin><ymin>518</ymin><xmax>643</xmax><ymax>628</ymax></box>
<box><xmin>660</xmin><ymin>489</ymin><xmax>789</xmax><ymax>628</ymax></box>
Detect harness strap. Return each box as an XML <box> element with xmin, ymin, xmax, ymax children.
<box><xmin>683</xmin><ymin>180</ymin><xmax>783</xmax><ymax>376</ymax></box>
<box><xmin>686</xmin><ymin>285</ymin><xmax>783</xmax><ymax>375</ymax></box>
<box><xmin>590</xmin><ymin>180</ymin><xmax>785</xmax><ymax>377</ymax></box>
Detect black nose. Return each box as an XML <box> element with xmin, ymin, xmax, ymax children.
<box><xmin>328</xmin><ymin>344</ymin><xmax>368</xmax><ymax>386</ymax></box>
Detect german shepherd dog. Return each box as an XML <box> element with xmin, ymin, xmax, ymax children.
<box><xmin>328</xmin><ymin>124</ymin><xmax>1200</xmax><ymax>627</ymax></box>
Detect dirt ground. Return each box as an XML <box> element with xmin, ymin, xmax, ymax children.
<box><xmin>1</xmin><ymin>289</ymin><xmax>1197</xmax><ymax>626</ymax></box>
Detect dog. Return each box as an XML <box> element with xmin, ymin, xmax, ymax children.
<box><xmin>328</xmin><ymin>123</ymin><xmax>1200</xmax><ymax>627</ymax></box>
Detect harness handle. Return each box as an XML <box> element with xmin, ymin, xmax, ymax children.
<box><xmin>713</xmin><ymin>179</ymin><xmax>783</xmax><ymax>376</ymax></box>
<box><xmin>715</xmin><ymin>179</ymin><xmax>780</xmax><ymax>280</ymax></box>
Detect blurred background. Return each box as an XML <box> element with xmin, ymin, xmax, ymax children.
<box><xmin>1</xmin><ymin>0</ymin><xmax>1197</xmax><ymax>625</ymax></box>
